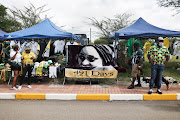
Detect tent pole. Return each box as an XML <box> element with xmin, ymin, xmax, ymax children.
<box><xmin>115</xmin><ymin>38</ymin><xmax>118</xmax><ymax>59</ymax></box>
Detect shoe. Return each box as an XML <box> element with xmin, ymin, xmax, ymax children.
<box><xmin>11</xmin><ymin>87</ymin><xmax>18</xmax><ymax>90</ymax></box>
<box><xmin>135</xmin><ymin>84</ymin><xmax>142</xmax><ymax>87</ymax></box>
<box><xmin>18</xmin><ymin>86</ymin><xmax>22</xmax><ymax>90</ymax></box>
<box><xmin>16</xmin><ymin>85</ymin><xmax>19</xmax><ymax>88</ymax></box>
<box><xmin>156</xmin><ymin>89</ymin><xmax>162</xmax><ymax>94</ymax></box>
<box><xmin>127</xmin><ymin>84</ymin><xmax>134</xmax><ymax>89</ymax></box>
<box><xmin>148</xmin><ymin>89</ymin><xmax>153</xmax><ymax>94</ymax></box>
<box><xmin>27</xmin><ymin>85</ymin><xmax>32</xmax><ymax>88</ymax></box>
<box><xmin>166</xmin><ymin>82</ymin><xmax>171</xmax><ymax>90</ymax></box>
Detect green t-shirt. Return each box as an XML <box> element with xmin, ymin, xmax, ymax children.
<box><xmin>126</xmin><ymin>38</ymin><xmax>142</xmax><ymax>56</ymax></box>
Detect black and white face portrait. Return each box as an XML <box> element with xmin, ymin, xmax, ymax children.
<box><xmin>78</xmin><ymin>46</ymin><xmax>103</xmax><ymax>68</ymax></box>
<box><xmin>67</xmin><ymin>45</ymin><xmax>117</xmax><ymax>70</ymax></box>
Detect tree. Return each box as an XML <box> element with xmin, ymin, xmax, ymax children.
<box><xmin>94</xmin><ymin>37</ymin><xmax>111</xmax><ymax>44</ymax></box>
<box><xmin>87</xmin><ymin>13</ymin><xmax>134</xmax><ymax>39</ymax></box>
<box><xmin>8</xmin><ymin>3</ymin><xmax>50</xmax><ymax>29</ymax></box>
<box><xmin>157</xmin><ymin>0</ymin><xmax>180</xmax><ymax>15</ymax></box>
<box><xmin>0</xmin><ymin>4</ymin><xmax>21</xmax><ymax>32</ymax></box>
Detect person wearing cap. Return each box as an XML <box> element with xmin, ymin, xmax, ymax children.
<box><xmin>127</xmin><ymin>42</ymin><xmax>144</xmax><ymax>89</ymax></box>
<box><xmin>18</xmin><ymin>46</ymin><xmax>36</xmax><ymax>90</ymax></box>
<box><xmin>147</xmin><ymin>37</ymin><xmax>170</xmax><ymax>94</ymax></box>
<box><xmin>10</xmin><ymin>44</ymin><xmax>22</xmax><ymax>90</ymax></box>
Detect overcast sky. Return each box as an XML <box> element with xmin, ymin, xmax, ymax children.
<box><xmin>1</xmin><ymin>0</ymin><xmax>180</xmax><ymax>42</ymax></box>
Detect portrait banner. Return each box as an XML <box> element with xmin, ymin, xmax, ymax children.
<box><xmin>66</xmin><ymin>45</ymin><xmax>118</xmax><ymax>78</ymax></box>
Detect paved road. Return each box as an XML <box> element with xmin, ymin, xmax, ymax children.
<box><xmin>0</xmin><ymin>100</ymin><xmax>180</xmax><ymax>120</ymax></box>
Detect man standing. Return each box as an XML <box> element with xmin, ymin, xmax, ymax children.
<box><xmin>147</xmin><ymin>37</ymin><xmax>170</xmax><ymax>94</ymax></box>
<box><xmin>128</xmin><ymin>42</ymin><xmax>144</xmax><ymax>89</ymax></box>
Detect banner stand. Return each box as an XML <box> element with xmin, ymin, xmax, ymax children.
<box><xmin>63</xmin><ymin>76</ymin><xmax>92</xmax><ymax>86</ymax></box>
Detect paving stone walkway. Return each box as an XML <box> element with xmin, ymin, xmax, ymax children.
<box><xmin>0</xmin><ymin>81</ymin><xmax>179</xmax><ymax>94</ymax></box>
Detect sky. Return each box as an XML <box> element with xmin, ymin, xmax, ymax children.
<box><xmin>1</xmin><ymin>0</ymin><xmax>180</xmax><ymax>42</ymax></box>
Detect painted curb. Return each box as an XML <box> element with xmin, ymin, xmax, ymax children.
<box><xmin>110</xmin><ymin>94</ymin><xmax>143</xmax><ymax>101</ymax></box>
<box><xmin>143</xmin><ymin>94</ymin><xmax>177</xmax><ymax>100</ymax></box>
<box><xmin>0</xmin><ymin>93</ymin><xmax>179</xmax><ymax>100</ymax></box>
<box><xmin>46</xmin><ymin>94</ymin><xmax>76</xmax><ymax>100</ymax></box>
<box><xmin>0</xmin><ymin>93</ymin><xmax>16</xmax><ymax>99</ymax></box>
<box><xmin>15</xmin><ymin>93</ymin><xmax>46</xmax><ymax>100</ymax></box>
<box><xmin>77</xmin><ymin>94</ymin><xmax>109</xmax><ymax>100</ymax></box>
<box><xmin>177</xmin><ymin>93</ymin><xmax>180</xmax><ymax>100</ymax></box>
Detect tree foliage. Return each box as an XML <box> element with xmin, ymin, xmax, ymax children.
<box><xmin>0</xmin><ymin>4</ymin><xmax>21</xmax><ymax>32</ymax></box>
<box><xmin>157</xmin><ymin>0</ymin><xmax>180</xmax><ymax>15</ymax></box>
<box><xmin>94</xmin><ymin>37</ymin><xmax>111</xmax><ymax>44</ymax></box>
<box><xmin>9</xmin><ymin>3</ymin><xmax>50</xmax><ymax>29</ymax></box>
<box><xmin>87</xmin><ymin>13</ymin><xmax>134</xmax><ymax>38</ymax></box>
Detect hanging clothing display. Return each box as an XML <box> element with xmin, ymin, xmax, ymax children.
<box><xmin>35</xmin><ymin>65</ymin><xmax>44</xmax><ymax>76</ymax></box>
<box><xmin>143</xmin><ymin>41</ymin><xmax>152</xmax><ymax>57</ymax></box>
<box><xmin>169</xmin><ymin>42</ymin><xmax>174</xmax><ymax>55</ymax></box>
<box><xmin>10</xmin><ymin>40</ymin><xmax>21</xmax><ymax>49</ymax></box>
<box><xmin>43</xmin><ymin>65</ymin><xmax>49</xmax><ymax>76</ymax></box>
<box><xmin>0</xmin><ymin>43</ymin><xmax>2</xmax><ymax>63</ymax></box>
<box><xmin>54</xmin><ymin>40</ymin><xmax>65</xmax><ymax>54</ymax></box>
<box><xmin>126</xmin><ymin>38</ymin><xmax>142</xmax><ymax>57</ymax></box>
<box><xmin>50</xmin><ymin>42</ymin><xmax>55</xmax><ymax>56</ymax></box>
<box><xmin>173</xmin><ymin>41</ymin><xmax>180</xmax><ymax>56</ymax></box>
<box><xmin>19</xmin><ymin>41</ymin><xmax>31</xmax><ymax>54</ymax></box>
<box><xmin>30</xmin><ymin>41</ymin><xmax>40</xmax><ymax>56</ymax></box>
<box><xmin>49</xmin><ymin>66</ymin><xmax>57</xmax><ymax>78</ymax></box>
<box><xmin>19</xmin><ymin>41</ymin><xmax>40</xmax><ymax>56</ymax></box>
<box><xmin>43</xmin><ymin>40</ymin><xmax>51</xmax><ymax>57</ymax></box>
<box><xmin>163</xmin><ymin>37</ymin><xmax>169</xmax><ymax>48</ymax></box>
<box><xmin>66</xmin><ymin>41</ymin><xmax>78</xmax><ymax>46</ymax></box>
<box><xmin>1</xmin><ymin>41</ymin><xmax>10</xmax><ymax>63</ymax></box>
<box><xmin>37</xmin><ymin>41</ymin><xmax>47</xmax><ymax>62</ymax></box>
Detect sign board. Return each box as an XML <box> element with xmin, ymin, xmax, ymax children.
<box><xmin>66</xmin><ymin>45</ymin><xmax>118</xmax><ymax>78</ymax></box>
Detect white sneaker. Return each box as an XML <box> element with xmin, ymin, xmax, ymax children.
<box><xmin>27</xmin><ymin>85</ymin><xmax>32</xmax><ymax>88</ymax></box>
<box><xmin>16</xmin><ymin>85</ymin><xmax>19</xmax><ymax>88</ymax></box>
<box><xmin>18</xmin><ymin>86</ymin><xmax>22</xmax><ymax>90</ymax></box>
<box><xmin>11</xmin><ymin>87</ymin><xmax>18</xmax><ymax>90</ymax></box>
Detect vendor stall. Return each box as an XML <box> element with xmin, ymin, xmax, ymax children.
<box><xmin>1</xmin><ymin>18</ymin><xmax>79</xmax><ymax>84</ymax></box>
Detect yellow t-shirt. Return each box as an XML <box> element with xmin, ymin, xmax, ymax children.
<box><xmin>143</xmin><ymin>41</ymin><xmax>152</xmax><ymax>57</ymax></box>
<box><xmin>22</xmin><ymin>52</ymin><xmax>36</xmax><ymax>65</ymax></box>
<box><xmin>163</xmin><ymin>37</ymin><xmax>169</xmax><ymax>48</ymax></box>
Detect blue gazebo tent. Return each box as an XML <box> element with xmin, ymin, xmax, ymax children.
<box><xmin>109</xmin><ymin>17</ymin><xmax>180</xmax><ymax>39</ymax></box>
<box><xmin>0</xmin><ymin>30</ymin><xmax>6</xmax><ymax>39</ymax></box>
<box><xmin>4</xmin><ymin>18</ymin><xmax>79</xmax><ymax>40</ymax></box>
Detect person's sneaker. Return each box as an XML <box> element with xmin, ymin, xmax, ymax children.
<box><xmin>148</xmin><ymin>89</ymin><xmax>153</xmax><ymax>94</ymax></box>
<box><xmin>18</xmin><ymin>86</ymin><xmax>22</xmax><ymax>90</ymax></box>
<box><xmin>127</xmin><ymin>84</ymin><xmax>134</xmax><ymax>89</ymax></box>
<box><xmin>11</xmin><ymin>87</ymin><xmax>18</xmax><ymax>90</ymax></box>
<box><xmin>135</xmin><ymin>84</ymin><xmax>142</xmax><ymax>87</ymax></box>
<box><xmin>27</xmin><ymin>85</ymin><xmax>32</xmax><ymax>88</ymax></box>
<box><xmin>156</xmin><ymin>89</ymin><xmax>162</xmax><ymax>94</ymax></box>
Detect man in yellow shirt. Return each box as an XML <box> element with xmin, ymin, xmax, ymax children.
<box><xmin>18</xmin><ymin>47</ymin><xmax>36</xmax><ymax>90</ymax></box>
